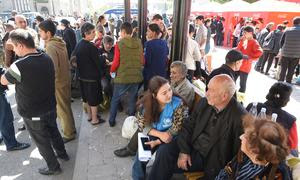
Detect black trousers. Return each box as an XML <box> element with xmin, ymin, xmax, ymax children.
<box><xmin>279</xmin><ymin>56</ymin><xmax>299</xmax><ymax>83</ymax></box>
<box><xmin>232</xmin><ymin>36</ymin><xmax>238</xmax><ymax>48</ymax></box>
<box><xmin>147</xmin><ymin>139</ymin><xmax>204</xmax><ymax>180</ymax></box>
<box><xmin>254</xmin><ymin>55</ymin><xmax>264</xmax><ymax>71</ymax></box>
<box><xmin>261</xmin><ymin>51</ymin><xmax>276</xmax><ymax>73</ymax></box>
<box><xmin>23</xmin><ymin>110</ymin><xmax>66</xmax><ymax>170</ymax></box>
<box><xmin>238</xmin><ymin>71</ymin><xmax>248</xmax><ymax>93</ymax></box>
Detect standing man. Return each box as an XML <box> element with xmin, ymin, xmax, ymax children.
<box><xmin>195</xmin><ymin>15</ymin><xmax>208</xmax><ymax>58</ymax></box>
<box><xmin>0</xmin><ymin>67</ymin><xmax>30</xmax><ymax>151</ymax></box>
<box><xmin>279</xmin><ymin>17</ymin><xmax>300</xmax><ymax>83</ymax></box>
<box><xmin>38</xmin><ymin>20</ymin><xmax>76</xmax><ymax>143</ymax></box>
<box><xmin>109</xmin><ymin>22</ymin><xmax>143</xmax><ymax>127</ymax></box>
<box><xmin>0</xmin><ymin>29</ymin><xmax>69</xmax><ymax>175</ymax></box>
<box><xmin>60</xmin><ymin>19</ymin><xmax>77</xmax><ymax>59</ymax></box>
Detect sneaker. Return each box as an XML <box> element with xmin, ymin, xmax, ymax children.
<box><xmin>114</xmin><ymin>147</ymin><xmax>136</xmax><ymax>157</ymax></box>
<box><xmin>57</xmin><ymin>153</ymin><xmax>70</xmax><ymax>161</ymax></box>
<box><xmin>38</xmin><ymin>167</ymin><xmax>62</xmax><ymax>175</ymax></box>
<box><xmin>7</xmin><ymin>142</ymin><xmax>30</xmax><ymax>151</ymax></box>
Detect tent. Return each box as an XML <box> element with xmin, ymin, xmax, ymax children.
<box><xmin>222</xmin><ymin>0</ymin><xmax>251</xmax><ymax>12</ymax></box>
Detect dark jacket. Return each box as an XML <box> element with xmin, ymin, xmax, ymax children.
<box><xmin>280</xmin><ymin>25</ymin><xmax>300</xmax><ymax>58</ymax></box>
<box><xmin>206</xmin><ymin>64</ymin><xmax>237</xmax><ymax>87</ymax></box>
<box><xmin>258</xmin><ymin>28</ymin><xmax>271</xmax><ymax>46</ymax></box>
<box><xmin>63</xmin><ymin>27</ymin><xmax>77</xmax><ymax>59</ymax></box>
<box><xmin>177</xmin><ymin>97</ymin><xmax>246</xmax><ymax>179</ymax></box>
<box><xmin>264</xmin><ymin>30</ymin><xmax>283</xmax><ymax>55</ymax></box>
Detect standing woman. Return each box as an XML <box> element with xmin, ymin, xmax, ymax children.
<box><xmin>143</xmin><ymin>23</ymin><xmax>169</xmax><ymax>90</ymax></box>
<box><xmin>204</xmin><ymin>18</ymin><xmax>212</xmax><ymax>55</ymax></box>
<box><xmin>73</xmin><ymin>22</ymin><xmax>105</xmax><ymax>125</ymax></box>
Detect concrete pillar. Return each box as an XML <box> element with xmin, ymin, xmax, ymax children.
<box><xmin>138</xmin><ymin>0</ymin><xmax>147</xmax><ymax>44</ymax></box>
<box><xmin>171</xmin><ymin>0</ymin><xmax>191</xmax><ymax>62</ymax></box>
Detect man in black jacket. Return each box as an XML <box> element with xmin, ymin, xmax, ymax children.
<box><xmin>148</xmin><ymin>74</ymin><xmax>247</xmax><ymax>180</ymax></box>
<box><xmin>61</xmin><ymin>19</ymin><xmax>76</xmax><ymax>59</ymax></box>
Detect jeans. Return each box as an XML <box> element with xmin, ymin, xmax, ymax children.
<box><xmin>109</xmin><ymin>83</ymin><xmax>139</xmax><ymax>124</ymax></box>
<box><xmin>132</xmin><ymin>154</ymin><xmax>147</xmax><ymax>180</ymax></box>
<box><xmin>238</xmin><ymin>71</ymin><xmax>249</xmax><ymax>93</ymax></box>
<box><xmin>23</xmin><ymin>110</ymin><xmax>66</xmax><ymax>170</ymax></box>
<box><xmin>0</xmin><ymin>93</ymin><xmax>18</xmax><ymax>149</ymax></box>
<box><xmin>279</xmin><ymin>56</ymin><xmax>299</xmax><ymax>83</ymax></box>
<box><xmin>261</xmin><ymin>51</ymin><xmax>276</xmax><ymax>73</ymax></box>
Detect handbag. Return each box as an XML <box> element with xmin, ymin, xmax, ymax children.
<box><xmin>262</xmin><ymin>32</ymin><xmax>275</xmax><ymax>51</ymax></box>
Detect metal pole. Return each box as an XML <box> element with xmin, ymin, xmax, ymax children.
<box><xmin>171</xmin><ymin>0</ymin><xmax>191</xmax><ymax>62</ymax></box>
<box><xmin>124</xmin><ymin>0</ymin><xmax>130</xmax><ymax>23</ymax></box>
<box><xmin>138</xmin><ymin>0</ymin><xmax>147</xmax><ymax>44</ymax></box>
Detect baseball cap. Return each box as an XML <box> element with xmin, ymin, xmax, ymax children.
<box><xmin>225</xmin><ymin>49</ymin><xmax>248</xmax><ymax>63</ymax></box>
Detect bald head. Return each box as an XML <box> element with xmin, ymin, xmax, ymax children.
<box><xmin>15</xmin><ymin>15</ymin><xmax>27</xmax><ymax>29</ymax></box>
<box><xmin>206</xmin><ymin>74</ymin><xmax>236</xmax><ymax>110</ymax></box>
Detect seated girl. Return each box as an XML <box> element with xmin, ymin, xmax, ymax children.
<box><xmin>132</xmin><ymin>76</ymin><xmax>189</xmax><ymax>180</ymax></box>
<box><xmin>246</xmin><ymin>82</ymin><xmax>298</xmax><ymax>156</ymax></box>
<box><xmin>216</xmin><ymin>115</ymin><xmax>290</xmax><ymax>179</ymax></box>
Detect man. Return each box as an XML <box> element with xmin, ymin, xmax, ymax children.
<box><xmin>148</xmin><ymin>74</ymin><xmax>246</xmax><ymax>180</ymax></box>
<box><xmin>1</xmin><ymin>29</ymin><xmax>69</xmax><ymax>175</ymax></box>
<box><xmin>206</xmin><ymin>49</ymin><xmax>245</xmax><ymax>85</ymax></box>
<box><xmin>38</xmin><ymin>20</ymin><xmax>76</xmax><ymax>143</ymax></box>
<box><xmin>7</xmin><ymin>10</ymin><xmax>17</xmax><ymax>23</ymax></box>
<box><xmin>5</xmin><ymin>15</ymin><xmax>39</xmax><ymax>131</ymax></box>
<box><xmin>0</xmin><ymin>67</ymin><xmax>30</xmax><ymax>151</ymax></box>
<box><xmin>279</xmin><ymin>16</ymin><xmax>300</xmax><ymax>84</ymax></box>
<box><xmin>60</xmin><ymin>19</ymin><xmax>76</xmax><ymax>59</ymax></box>
<box><xmin>5</xmin><ymin>15</ymin><xmax>39</xmax><ymax>67</ymax></box>
<box><xmin>195</xmin><ymin>15</ymin><xmax>208</xmax><ymax>58</ymax></box>
<box><xmin>114</xmin><ymin>62</ymin><xmax>194</xmax><ymax>157</ymax></box>
<box><xmin>255</xmin><ymin>22</ymin><xmax>274</xmax><ymax>72</ymax></box>
<box><xmin>109</xmin><ymin>22</ymin><xmax>143</xmax><ymax>127</ymax></box>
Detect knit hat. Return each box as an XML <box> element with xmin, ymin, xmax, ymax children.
<box><xmin>225</xmin><ymin>49</ymin><xmax>248</xmax><ymax>63</ymax></box>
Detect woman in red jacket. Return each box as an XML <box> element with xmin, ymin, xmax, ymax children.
<box><xmin>237</xmin><ymin>26</ymin><xmax>263</xmax><ymax>93</ymax></box>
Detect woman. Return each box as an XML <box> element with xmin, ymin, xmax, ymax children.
<box><xmin>216</xmin><ymin>115</ymin><xmax>290</xmax><ymax>179</ymax></box>
<box><xmin>73</xmin><ymin>22</ymin><xmax>105</xmax><ymax>125</ymax></box>
<box><xmin>204</xmin><ymin>18</ymin><xmax>212</xmax><ymax>55</ymax></box>
<box><xmin>96</xmin><ymin>15</ymin><xmax>106</xmax><ymax>35</ymax></box>
<box><xmin>236</xmin><ymin>26</ymin><xmax>263</xmax><ymax>93</ymax></box>
<box><xmin>143</xmin><ymin>23</ymin><xmax>169</xmax><ymax>90</ymax></box>
<box><xmin>132</xmin><ymin>76</ymin><xmax>189</xmax><ymax>180</ymax></box>
<box><xmin>246</xmin><ymin>82</ymin><xmax>298</xmax><ymax>156</ymax></box>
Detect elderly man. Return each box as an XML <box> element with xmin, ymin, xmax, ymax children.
<box><xmin>114</xmin><ymin>62</ymin><xmax>195</xmax><ymax>157</ymax></box>
<box><xmin>148</xmin><ymin>74</ymin><xmax>246</xmax><ymax>180</ymax></box>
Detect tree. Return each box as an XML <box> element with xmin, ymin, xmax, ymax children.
<box><xmin>211</xmin><ymin>0</ymin><xmax>258</xmax><ymax>3</ymax></box>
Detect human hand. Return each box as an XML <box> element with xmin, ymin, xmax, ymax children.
<box><xmin>177</xmin><ymin>153</ymin><xmax>192</xmax><ymax>171</ymax></box>
<box><xmin>145</xmin><ymin>139</ymin><xmax>161</xmax><ymax>149</ymax></box>
<box><xmin>159</xmin><ymin>132</ymin><xmax>172</xmax><ymax>143</ymax></box>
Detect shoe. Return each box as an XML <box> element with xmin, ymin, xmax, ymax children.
<box><xmin>57</xmin><ymin>153</ymin><xmax>70</xmax><ymax>161</ymax></box>
<box><xmin>7</xmin><ymin>142</ymin><xmax>30</xmax><ymax>151</ymax></box>
<box><xmin>91</xmin><ymin>118</ymin><xmax>106</xmax><ymax>125</ymax></box>
<box><xmin>265</xmin><ymin>72</ymin><xmax>270</xmax><ymax>75</ymax></box>
<box><xmin>109</xmin><ymin>121</ymin><xmax>115</xmax><ymax>127</ymax></box>
<box><xmin>18</xmin><ymin>124</ymin><xmax>26</xmax><ymax>131</ymax></box>
<box><xmin>114</xmin><ymin>147</ymin><xmax>136</xmax><ymax>157</ymax></box>
<box><xmin>38</xmin><ymin>167</ymin><xmax>62</xmax><ymax>175</ymax></box>
<box><xmin>62</xmin><ymin>137</ymin><xmax>75</xmax><ymax>143</ymax></box>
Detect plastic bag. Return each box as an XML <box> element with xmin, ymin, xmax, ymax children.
<box><xmin>122</xmin><ymin>116</ymin><xmax>138</xmax><ymax>139</ymax></box>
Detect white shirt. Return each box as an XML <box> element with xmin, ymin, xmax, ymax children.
<box><xmin>184</xmin><ymin>37</ymin><xmax>201</xmax><ymax>70</ymax></box>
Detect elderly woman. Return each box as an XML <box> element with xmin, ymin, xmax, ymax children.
<box><xmin>246</xmin><ymin>82</ymin><xmax>298</xmax><ymax>156</ymax></box>
<box><xmin>73</xmin><ymin>22</ymin><xmax>105</xmax><ymax>125</ymax></box>
<box><xmin>216</xmin><ymin>115</ymin><xmax>290</xmax><ymax>179</ymax></box>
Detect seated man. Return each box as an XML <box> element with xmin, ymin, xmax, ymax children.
<box><xmin>148</xmin><ymin>74</ymin><xmax>247</xmax><ymax>180</ymax></box>
<box><xmin>114</xmin><ymin>61</ymin><xmax>194</xmax><ymax>157</ymax></box>
<box><xmin>206</xmin><ymin>49</ymin><xmax>245</xmax><ymax>86</ymax></box>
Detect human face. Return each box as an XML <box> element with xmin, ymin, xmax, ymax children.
<box><xmin>38</xmin><ymin>29</ymin><xmax>51</xmax><ymax>41</ymax></box>
<box><xmin>170</xmin><ymin>67</ymin><xmax>185</xmax><ymax>84</ymax></box>
<box><xmin>196</xmin><ymin>19</ymin><xmax>203</xmax><ymax>25</ymax></box>
<box><xmin>15</xmin><ymin>17</ymin><xmax>27</xmax><ymax>29</ymax></box>
<box><xmin>156</xmin><ymin>83</ymin><xmax>173</xmax><ymax>106</ymax></box>
<box><xmin>152</xmin><ymin>19</ymin><xmax>162</xmax><ymax>25</ymax></box>
<box><xmin>146</xmin><ymin>27</ymin><xmax>155</xmax><ymax>40</ymax></box>
<box><xmin>243</xmin><ymin>31</ymin><xmax>253</xmax><ymax>40</ymax></box>
<box><xmin>206</xmin><ymin>79</ymin><xmax>225</xmax><ymax>107</ymax></box>
<box><xmin>11</xmin><ymin>41</ymin><xmax>24</xmax><ymax>57</ymax></box>
<box><xmin>104</xmin><ymin>42</ymin><xmax>113</xmax><ymax>52</ymax></box>
<box><xmin>85</xmin><ymin>29</ymin><xmax>96</xmax><ymax>41</ymax></box>
<box><xmin>234</xmin><ymin>60</ymin><xmax>243</xmax><ymax>71</ymax></box>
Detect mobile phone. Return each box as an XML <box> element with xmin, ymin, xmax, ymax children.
<box><xmin>140</xmin><ymin>137</ymin><xmax>151</xmax><ymax>151</ymax></box>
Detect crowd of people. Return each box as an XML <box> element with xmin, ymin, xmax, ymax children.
<box><xmin>0</xmin><ymin>9</ymin><xmax>299</xmax><ymax>179</ymax></box>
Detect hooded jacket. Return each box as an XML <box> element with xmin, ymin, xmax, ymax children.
<box><xmin>45</xmin><ymin>37</ymin><xmax>71</xmax><ymax>87</ymax></box>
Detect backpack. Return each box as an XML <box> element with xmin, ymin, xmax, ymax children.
<box><xmin>262</xmin><ymin>32</ymin><xmax>275</xmax><ymax>51</ymax></box>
